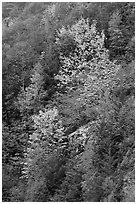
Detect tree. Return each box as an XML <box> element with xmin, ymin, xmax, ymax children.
<box><xmin>2</xmin><ymin>121</ymin><xmax>29</xmax><ymax>201</ymax></box>
<box><xmin>16</xmin><ymin>59</ymin><xmax>46</xmax><ymax>115</ymax></box>
<box><xmin>55</xmin><ymin>17</ymin><xmax>119</xmax><ymax>137</ymax></box>
<box><xmin>22</xmin><ymin>106</ymin><xmax>69</xmax><ymax>201</ymax></box>
<box><xmin>108</xmin><ymin>2</ymin><xmax>135</xmax><ymax>63</ymax></box>
<box><xmin>52</xmin><ymin>155</ymin><xmax>83</xmax><ymax>202</ymax></box>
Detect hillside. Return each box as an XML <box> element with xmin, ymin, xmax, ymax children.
<box><xmin>2</xmin><ymin>2</ymin><xmax>135</xmax><ymax>202</ymax></box>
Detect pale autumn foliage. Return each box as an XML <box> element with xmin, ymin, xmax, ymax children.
<box><xmin>55</xmin><ymin>17</ymin><xmax>120</xmax><ymax>110</ymax></box>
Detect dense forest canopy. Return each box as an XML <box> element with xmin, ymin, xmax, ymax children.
<box><xmin>2</xmin><ymin>2</ymin><xmax>135</xmax><ymax>202</ymax></box>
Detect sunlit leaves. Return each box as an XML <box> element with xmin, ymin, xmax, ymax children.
<box><xmin>22</xmin><ymin>106</ymin><xmax>65</xmax><ymax>178</ymax></box>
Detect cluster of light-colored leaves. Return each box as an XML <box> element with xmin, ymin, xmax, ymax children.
<box><xmin>40</xmin><ymin>4</ymin><xmax>56</xmax><ymax>30</ymax></box>
<box><xmin>31</xmin><ymin>107</ymin><xmax>64</xmax><ymax>145</ymax></box>
<box><xmin>55</xmin><ymin>17</ymin><xmax>120</xmax><ymax>109</ymax></box>
<box><xmin>22</xmin><ymin>106</ymin><xmax>65</xmax><ymax>179</ymax></box>
<box><xmin>54</xmin><ymin>17</ymin><xmax>120</xmax><ymax>153</ymax></box>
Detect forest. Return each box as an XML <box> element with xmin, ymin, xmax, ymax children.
<box><xmin>2</xmin><ymin>2</ymin><xmax>135</xmax><ymax>202</ymax></box>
